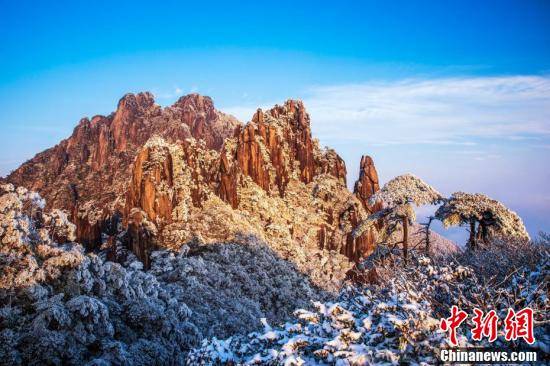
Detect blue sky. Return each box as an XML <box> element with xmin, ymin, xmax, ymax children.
<box><xmin>1</xmin><ymin>0</ymin><xmax>549</xmax><ymax>240</ymax></box>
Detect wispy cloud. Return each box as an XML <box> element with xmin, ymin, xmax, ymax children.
<box><xmin>225</xmin><ymin>76</ymin><xmax>550</xmax><ymax>148</ymax></box>
<box><xmin>0</xmin><ymin>159</ymin><xmax>24</xmax><ymax>167</ymax></box>
<box><xmin>154</xmin><ymin>86</ymin><xmax>185</xmax><ymax>100</ymax></box>
<box><xmin>223</xmin><ymin>75</ymin><xmax>550</xmax><ymax>238</ymax></box>
<box><xmin>302</xmin><ymin>75</ymin><xmax>550</xmax><ymax>146</ymax></box>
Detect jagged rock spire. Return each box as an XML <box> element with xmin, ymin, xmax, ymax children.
<box><xmin>354</xmin><ymin>155</ymin><xmax>382</xmax><ymax>213</ymax></box>
<box><xmin>5</xmin><ymin>93</ymin><xmax>382</xmax><ymax>273</ymax></box>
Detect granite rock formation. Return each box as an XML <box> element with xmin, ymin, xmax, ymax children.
<box><xmin>5</xmin><ymin>93</ymin><xmax>239</xmax><ymax>248</ymax></box>
<box><xmin>4</xmin><ymin>93</ymin><xmax>381</xmax><ymax>288</ymax></box>
<box><xmin>350</xmin><ymin>155</ymin><xmax>383</xmax><ymax>260</ymax></box>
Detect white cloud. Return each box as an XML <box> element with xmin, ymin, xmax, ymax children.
<box><xmin>301</xmin><ymin>76</ymin><xmax>550</xmax><ymax>146</ymax></box>
<box><xmin>224</xmin><ymin>75</ymin><xmax>550</xmax><ymax>147</ymax></box>
<box><xmin>222</xmin><ymin>75</ymin><xmax>550</xmax><ymax>235</ymax></box>
<box><xmin>154</xmin><ymin>86</ymin><xmax>185</xmax><ymax>100</ymax></box>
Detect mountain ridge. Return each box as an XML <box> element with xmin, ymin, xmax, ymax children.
<box><xmin>2</xmin><ymin>92</ymin><xmax>452</xmax><ymax>288</ymax></box>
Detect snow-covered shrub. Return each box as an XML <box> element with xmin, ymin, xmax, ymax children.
<box><xmin>149</xmin><ymin>238</ymin><xmax>330</xmax><ymax>339</ymax></box>
<box><xmin>187</xmin><ymin>261</ymin><xmax>458</xmax><ymax>365</ymax></box>
<box><xmin>2</xmin><ymin>185</ymin><xmax>546</xmax><ymax>365</ymax></box>
<box><xmin>0</xmin><ymin>185</ymin><xmax>327</xmax><ymax>365</ymax></box>
<box><xmin>452</xmin><ymin>233</ymin><xmax>548</xmax><ymax>282</ymax></box>
<box><xmin>189</xmin><ymin>251</ymin><xmax>549</xmax><ymax>365</ymax></box>
<box><xmin>0</xmin><ymin>183</ymin><xmax>83</xmax><ymax>291</ymax></box>
<box><xmin>0</xmin><ymin>197</ymin><xmax>200</xmax><ymax>366</ymax></box>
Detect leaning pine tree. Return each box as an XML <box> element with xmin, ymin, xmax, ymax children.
<box><xmin>435</xmin><ymin>192</ymin><xmax>530</xmax><ymax>249</ymax></box>
<box><xmin>354</xmin><ymin>174</ymin><xmax>442</xmax><ymax>263</ymax></box>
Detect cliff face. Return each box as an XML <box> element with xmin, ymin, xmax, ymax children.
<box><xmin>220</xmin><ymin>101</ymin><xmax>347</xmax><ymax>207</ymax></box>
<box><xmin>5</xmin><ymin>93</ymin><xmax>381</xmax><ymax>284</ymax></box>
<box><xmin>351</xmin><ymin>155</ymin><xmax>383</xmax><ymax>259</ymax></box>
<box><xmin>354</xmin><ymin>155</ymin><xmax>381</xmax><ymax>213</ymax></box>
<box><xmin>6</xmin><ymin>93</ymin><xmax>240</xmax><ymax>248</ymax></box>
<box><xmin>122</xmin><ymin>100</ymin><xmax>380</xmax><ymax>273</ymax></box>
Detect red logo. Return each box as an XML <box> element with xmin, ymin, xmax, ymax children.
<box><xmin>440</xmin><ymin>305</ymin><xmax>468</xmax><ymax>346</ymax></box>
<box><xmin>504</xmin><ymin>308</ymin><xmax>535</xmax><ymax>344</ymax></box>
<box><xmin>440</xmin><ymin>307</ymin><xmax>535</xmax><ymax>346</ymax></box>
<box><xmin>471</xmin><ymin>308</ymin><xmax>498</xmax><ymax>342</ymax></box>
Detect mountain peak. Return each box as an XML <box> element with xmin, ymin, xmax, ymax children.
<box><xmin>6</xmin><ymin>94</ymin><xmax>382</xmax><ymax>278</ymax></box>
<box><xmin>174</xmin><ymin>93</ymin><xmax>213</xmax><ymax>107</ymax></box>
<box><xmin>117</xmin><ymin>91</ymin><xmax>156</xmax><ymax>111</ymax></box>
<box><xmin>173</xmin><ymin>93</ymin><xmax>217</xmax><ymax>121</ymax></box>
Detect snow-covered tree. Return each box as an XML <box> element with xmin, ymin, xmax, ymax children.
<box><xmin>0</xmin><ymin>183</ymin><xmax>83</xmax><ymax>291</ymax></box>
<box><xmin>189</xmin><ymin>247</ymin><xmax>549</xmax><ymax>364</ymax></box>
<box><xmin>354</xmin><ymin>174</ymin><xmax>442</xmax><ymax>263</ymax></box>
<box><xmin>435</xmin><ymin>192</ymin><xmax>530</xmax><ymax>249</ymax></box>
<box><xmin>0</xmin><ymin>184</ymin><xmax>328</xmax><ymax>365</ymax></box>
<box><xmin>2</xmin><ymin>182</ymin><xmax>544</xmax><ymax>365</ymax></box>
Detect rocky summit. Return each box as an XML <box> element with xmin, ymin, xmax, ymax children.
<box><xmin>4</xmin><ymin>92</ymin><xmax>382</xmax><ymax>289</ymax></box>
<box><xmin>1</xmin><ymin>92</ymin><xmax>544</xmax><ymax>366</ymax></box>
